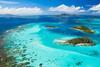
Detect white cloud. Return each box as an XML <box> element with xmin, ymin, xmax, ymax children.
<box><xmin>89</xmin><ymin>4</ymin><xmax>100</xmax><ymax>14</ymax></box>
<box><xmin>89</xmin><ymin>4</ymin><xmax>100</xmax><ymax>11</ymax></box>
<box><xmin>0</xmin><ymin>6</ymin><xmax>43</xmax><ymax>15</ymax></box>
<box><xmin>48</xmin><ymin>4</ymin><xmax>85</xmax><ymax>14</ymax></box>
<box><xmin>0</xmin><ymin>1</ymin><xmax>19</xmax><ymax>4</ymax></box>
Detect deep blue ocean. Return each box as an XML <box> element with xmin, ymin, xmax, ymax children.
<box><xmin>0</xmin><ymin>15</ymin><xmax>100</xmax><ymax>34</ymax></box>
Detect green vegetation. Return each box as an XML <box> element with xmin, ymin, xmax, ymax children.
<box><xmin>73</xmin><ymin>26</ymin><xmax>95</xmax><ymax>34</ymax></box>
<box><xmin>56</xmin><ymin>37</ymin><xmax>95</xmax><ymax>46</ymax></box>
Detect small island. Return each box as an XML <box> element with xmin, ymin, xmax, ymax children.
<box><xmin>45</xmin><ymin>25</ymin><xmax>58</xmax><ymax>29</ymax></box>
<box><xmin>72</xmin><ymin>26</ymin><xmax>95</xmax><ymax>34</ymax></box>
<box><xmin>55</xmin><ymin>37</ymin><xmax>95</xmax><ymax>46</ymax></box>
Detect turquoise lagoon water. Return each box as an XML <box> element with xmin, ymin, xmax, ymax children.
<box><xmin>0</xmin><ymin>17</ymin><xmax>100</xmax><ymax>67</ymax></box>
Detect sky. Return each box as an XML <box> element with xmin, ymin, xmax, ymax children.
<box><xmin>0</xmin><ymin>0</ymin><xmax>100</xmax><ymax>15</ymax></box>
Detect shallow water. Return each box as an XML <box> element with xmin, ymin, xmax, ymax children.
<box><xmin>0</xmin><ymin>16</ymin><xmax>100</xmax><ymax>67</ymax></box>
